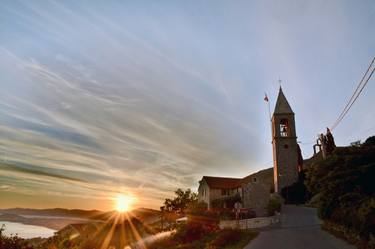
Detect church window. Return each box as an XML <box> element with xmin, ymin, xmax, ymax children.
<box><xmin>280</xmin><ymin>119</ymin><xmax>289</xmax><ymax>137</ymax></box>
<box><xmin>253</xmin><ymin>177</ymin><xmax>257</xmax><ymax>183</ymax></box>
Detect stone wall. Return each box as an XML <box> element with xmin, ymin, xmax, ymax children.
<box><xmin>198</xmin><ymin>180</ymin><xmax>210</xmax><ymax>208</ymax></box>
<box><xmin>242</xmin><ymin>168</ymin><xmax>273</xmax><ymax>216</ymax></box>
<box><xmin>219</xmin><ymin>215</ymin><xmax>280</xmax><ymax>230</ymax></box>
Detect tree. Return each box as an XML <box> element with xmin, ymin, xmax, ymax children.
<box><xmin>163</xmin><ymin>188</ymin><xmax>198</xmax><ymax>213</ymax></box>
<box><xmin>364</xmin><ymin>136</ymin><xmax>375</xmax><ymax>146</ymax></box>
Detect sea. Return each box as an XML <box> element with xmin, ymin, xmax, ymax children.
<box><xmin>0</xmin><ymin>221</ymin><xmax>56</xmax><ymax>239</ymax></box>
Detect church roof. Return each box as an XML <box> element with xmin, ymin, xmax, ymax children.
<box><xmin>274</xmin><ymin>87</ymin><xmax>294</xmax><ymax>114</ymax></box>
<box><xmin>201</xmin><ymin>176</ymin><xmax>242</xmax><ymax>189</ymax></box>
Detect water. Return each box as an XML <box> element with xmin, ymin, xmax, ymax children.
<box><xmin>0</xmin><ymin>221</ymin><xmax>56</xmax><ymax>239</ymax></box>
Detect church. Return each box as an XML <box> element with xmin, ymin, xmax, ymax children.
<box><xmin>198</xmin><ymin>87</ymin><xmax>302</xmax><ymax>216</ymax></box>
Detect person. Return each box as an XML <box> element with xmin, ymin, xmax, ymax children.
<box><xmin>234</xmin><ymin>202</ymin><xmax>242</xmax><ymax>220</ymax></box>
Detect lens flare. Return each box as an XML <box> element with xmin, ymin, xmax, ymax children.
<box><xmin>115</xmin><ymin>195</ymin><xmax>133</xmax><ymax>212</ymax></box>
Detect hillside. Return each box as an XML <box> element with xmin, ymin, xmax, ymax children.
<box><xmin>305</xmin><ymin>136</ymin><xmax>375</xmax><ymax>248</ymax></box>
<box><xmin>34</xmin><ymin>215</ymin><xmax>155</xmax><ymax>249</ymax></box>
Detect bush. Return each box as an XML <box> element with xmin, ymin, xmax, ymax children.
<box><xmin>211</xmin><ymin>194</ymin><xmax>241</xmax><ymax>209</ymax></box>
<box><xmin>0</xmin><ymin>225</ymin><xmax>33</xmax><ymax>249</ymax></box>
<box><xmin>186</xmin><ymin>201</ymin><xmax>207</xmax><ymax>215</ymax></box>
<box><xmin>208</xmin><ymin>229</ymin><xmax>241</xmax><ymax>248</ymax></box>
<box><xmin>174</xmin><ymin>223</ymin><xmax>209</xmax><ymax>243</ymax></box>
<box><xmin>208</xmin><ymin>229</ymin><xmax>258</xmax><ymax>249</ymax></box>
<box><xmin>281</xmin><ymin>171</ymin><xmax>310</xmax><ymax>204</ymax></box>
<box><xmin>267</xmin><ymin>199</ymin><xmax>281</xmax><ymax>216</ymax></box>
<box><xmin>364</xmin><ymin>136</ymin><xmax>375</xmax><ymax>146</ymax></box>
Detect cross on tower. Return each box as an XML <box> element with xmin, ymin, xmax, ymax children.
<box><xmin>278</xmin><ymin>78</ymin><xmax>282</xmax><ymax>88</ymax></box>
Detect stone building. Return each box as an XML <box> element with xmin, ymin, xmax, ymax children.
<box><xmin>198</xmin><ymin>176</ymin><xmax>242</xmax><ymax>209</ymax></box>
<box><xmin>272</xmin><ymin>87</ymin><xmax>300</xmax><ymax>193</ymax></box>
<box><xmin>198</xmin><ymin>88</ymin><xmax>300</xmax><ymax>216</ymax></box>
<box><xmin>198</xmin><ymin>168</ymin><xmax>273</xmax><ymax>216</ymax></box>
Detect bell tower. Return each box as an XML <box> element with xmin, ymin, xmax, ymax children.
<box><xmin>272</xmin><ymin>87</ymin><xmax>299</xmax><ymax>193</ymax></box>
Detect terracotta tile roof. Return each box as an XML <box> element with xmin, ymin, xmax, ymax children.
<box><xmin>202</xmin><ymin>176</ymin><xmax>242</xmax><ymax>189</ymax></box>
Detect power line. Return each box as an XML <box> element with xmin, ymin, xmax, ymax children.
<box><xmin>335</xmin><ymin>66</ymin><xmax>375</xmax><ymax>127</ymax></box>
<box><xmin>331</xmin><ymin>56</ymin><xmax>375</xmax><ymax>130</ymax></box>
<box><xmin>332</xmin><ymin>57</ymin><xmax>375</xmax><ymax>129</ymax></box>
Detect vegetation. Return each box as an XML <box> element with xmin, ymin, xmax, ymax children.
<box><xmin>266</xmin><ymin>199</ymin><xmax>282</xmax><ymax>216</ymax></box>
<box><xmin>211</xmin><ymin>193</ymin><xmax>241</xmax><ymax>209</ymax></box>
<box><xmin>0</xmin><ymin>225</ymin><xmax>33</xmax><ymax>249</ymax></box>
<box><xmin>281</xmin><ymin>171</ymin><xmax>311</xmax><ymax>204</ymax></box>
<box><xmin>162</xmin><ymin>188</ymin><xmax>198</xmax><ymax>213</ymax></box>
<box><xmin>305</xmin><ymin>136</ymin><xmax>375</xmax><ymax>248</ymax></box>
<box><xmin>41</xmin><ymin>217</ymin><xmax>153</xmax><ymax>249</ymax></box>
<box><xmin>149</xmin><ymin>224</ymin><xmax>258</xmax><ymax>249</ymax></box>
<box><xmin>156</xmin><ymin>188</ymin><xmax>258</xmax><ymax>248</ymax></box>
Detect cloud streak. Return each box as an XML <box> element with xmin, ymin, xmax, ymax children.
<box><xmin>0</xmin><ymin>0</ymin><xmax>374</xmax><ymax>210</ymax></box>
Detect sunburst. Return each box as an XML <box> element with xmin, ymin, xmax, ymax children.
<box><xmin>115</xmin><ymin>195</ymin><xmax>134</xmax><ymax>212</ymax></box>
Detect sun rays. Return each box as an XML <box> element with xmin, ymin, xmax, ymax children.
<box><xmin>98</xmin><ymin>207</ymin><xmax>148</xmax><ymax>249</ymax></box>
<box><xmin>93</xmin><ymin>194</ymin><xmax>151</xmax><ymax>249</ymax></box>
<box><xmin>115</xmin><ymin>195</ymin><xmax>135</xmax><ymax>213</ymax></box>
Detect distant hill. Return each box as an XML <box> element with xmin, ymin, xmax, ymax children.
<box><xmin>0</xmin><ymin>207</ymin><xmax>160</xmax><ymax>220</ymax></box>
<box><xmin>0</xmin><ymin>207</ymin><xmax>161</xmax><ymax>231</ymax></box>
<box><xmin>0</xmin><ymin>213</ymin><xmax>87</xmax><ymax>230</ymax></box>
<box><xmin>0</xmin><ymin>207</ymin><xmax>104</xmax><ymax>219</ymax></box>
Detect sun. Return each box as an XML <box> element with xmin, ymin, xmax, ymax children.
<box><xmin>115</xmin><ymin>195</ymin><xmax>134</xmax><ymax>212</ymax></box>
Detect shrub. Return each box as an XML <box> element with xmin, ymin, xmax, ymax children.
<box><xmin>186</xmin><ymin>201</ymin><xmax>208</xmax><ymax>215</ymax></box>
<box><xmin>208</xmin><ymin>229</ymin><xmax>241</xmax><ymax>248</ymax></box>
<box><xmin>211</xmin><ymin>193</ymin><xmax>241</xmax><ymax>209</ymax></box>
<box><xmin>174</xmin><ymin>223</ymin><xmax>208</xmax><ymax>243</ymax></box>
<box><xmin>0</xmin><ymin>225</ymin><xmax>33</xmax><ymax>249</ymax></box>
<box><xmin>281</xmin><ymin>171</ymin><xmax>310</xmax><ymax>204</ymax></box>
<box><xmin>266</xmin><ymin>199</ymin><xmax>281</xmax><ymax>216</ymax></box>
<box><xmin>364</xmin><ymin>136</ymin><xmax>375</xmax><ymax>146</ymax></box>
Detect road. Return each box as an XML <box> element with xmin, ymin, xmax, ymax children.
<box><xmin>244</xmin><ymin>205</ymin><xmax>355</xmax><ymax>249</ymax></box>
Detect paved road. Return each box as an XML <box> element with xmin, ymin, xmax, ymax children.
<box><xmin>244</xmin><ymin>205</ymin><xmax>355</xmax><ymax>249</ymax></box>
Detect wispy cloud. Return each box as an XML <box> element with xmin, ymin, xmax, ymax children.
<box><xmin>0</xmin><ymin>0</ymin><xmax>374</xmax><ymax>210</ymax></box>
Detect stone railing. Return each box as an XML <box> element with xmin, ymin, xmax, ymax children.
<box><xmin>219</xmin><ymin>214</ymin><xmax>280</xmax><ymax>230</ymax></box>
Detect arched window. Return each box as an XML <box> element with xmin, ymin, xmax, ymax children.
<box><xmin>280</xmin><ymin>119</ymin><xmax>289</xmax><ymax>137</ymax></box>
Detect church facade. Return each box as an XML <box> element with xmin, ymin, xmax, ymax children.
<box><xmin>198</xmin><ymin>88</ymin><xmax>301</xmax><ymax>216</ymax></box>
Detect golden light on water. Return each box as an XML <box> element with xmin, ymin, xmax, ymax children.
<box><xmin>115</xmin><ymin>195</ymin><xmax>134</xmax><ymax>212</ymax></box>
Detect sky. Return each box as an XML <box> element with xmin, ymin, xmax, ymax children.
<box><xmin>0</xmin><ymin>0</ymin><xmax>374</xmax><ymax>211</ymax></box>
